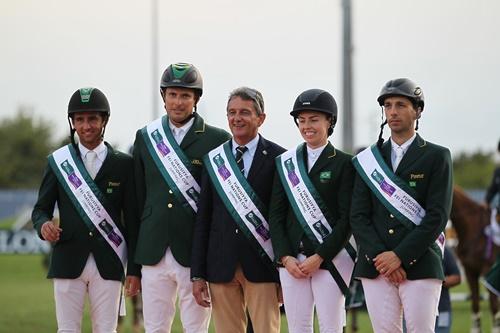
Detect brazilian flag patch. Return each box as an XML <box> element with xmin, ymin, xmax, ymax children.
<box><xmin>320</xmin><ymin>171</ymin><xmax>331</xmax><ymax>182</ymax></box>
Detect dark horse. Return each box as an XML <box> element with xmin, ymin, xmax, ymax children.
<box><xmin>450</xmin><ymin>186</ymin><xmax>498</xmax><ymax>333</ymax></box>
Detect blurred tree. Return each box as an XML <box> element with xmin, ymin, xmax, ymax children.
<box><xmin>0</xmin><ymin>106</ymin><xmax>56</xmax><ymax>188</ymax></box>
<box><xmin>453</xmin><ymin>150</ymin><xmax>496</xmax><ymax>189</ymax></box>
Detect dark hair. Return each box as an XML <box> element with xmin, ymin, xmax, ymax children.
<box><xmin>227</xmin><ymin>87</ymin><xmax>264</xmax><ymax>115</ymax></box>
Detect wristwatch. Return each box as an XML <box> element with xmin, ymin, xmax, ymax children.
<box><xmin>190</xmin><ymin>277</ymin><xmax>203</xmax><ymax>282</ymax></box>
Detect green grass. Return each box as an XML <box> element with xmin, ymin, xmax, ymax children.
<box><xmin>0</xmin><ymin>254</ymin><xmax>495</xmax><ymax>332</ymax></box>
<box><xmin>0</xmin><ymin>217</ymin><xmax>16</xmax><ymax>230</ymax></box>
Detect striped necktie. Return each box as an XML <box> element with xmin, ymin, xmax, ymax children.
<box><xmin>235</xmin><ymin>146</ymin><xmax>248</xmax><ymax>175</ymax></box>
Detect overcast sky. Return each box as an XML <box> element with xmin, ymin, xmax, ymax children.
<box><xmin>1</xmin><ymin>0</ymin><xmax>499</xmax><ymax>156</ymax></box>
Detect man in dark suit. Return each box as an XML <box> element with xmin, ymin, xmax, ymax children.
<box><xmin>133</xmin><ymin>63</ymin><xmax>230</xmax><ymax>333</ymax></box>
<box><xmin>350</xmin><ymin>78</ymin><xmax>453</xmax><ymax>333</ymax></box>
<box><xmin>32</xmin><ymin>87</ymin><xmax>141</xmax><ymax>333</ymax></box>
<box><xmin>191</xmin><ymin>87</ymin><xmax>285</xmax><ymax>333</ymax></box>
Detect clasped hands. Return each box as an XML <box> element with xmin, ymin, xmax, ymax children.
<box><xmin>282</xmin><ymin>254</ymin><xmax>323</xmax><ymax>279</ymax></box>
<box><xmin>373</xmin><ymin>251</ymin><xmax>406</xmax><ymax>284</ymax></box>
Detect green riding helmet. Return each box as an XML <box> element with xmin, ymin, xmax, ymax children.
<box><xmin>290</xmin><ymin>89</ymin><xmax>338</xmax><ymax>136</ymax></box>
<box><xmin>68</xmin><ymin>87</ymin><xmax>110</xmax><ymax>117</ymax></box>
<box><xmin>160</xmin><ymin>63</ymin><xmax>203</xmax><ymax>97</ymax></box>
<box><xmin>377</xmin><ymin>78</ymin><xmax>424</xmax><ymax>111</ymax></box>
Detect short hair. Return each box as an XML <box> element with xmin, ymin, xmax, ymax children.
<box><xmin>227</xmin><ymin>87</ymin><xmax>264</xmax><ymax>115</ymax></box>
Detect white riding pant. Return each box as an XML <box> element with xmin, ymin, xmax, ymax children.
<box><xmin>53</xmin><ymin>254</ymin><xmax>122</xmax><ymax>333</ymax></box>
<box><xmin>361</xmin><ymin>276</ymin><xmax>442</xmax><ymax>333</ymax></box>
<box><xmin>141</xmin><ymin>248</ymin><xmax>210</xmax><ymax>333</ymax></box>
<box><xmin>280</xmin><ymin>250</ymin><xmax>354</xmax><ymax>333</ymax></box>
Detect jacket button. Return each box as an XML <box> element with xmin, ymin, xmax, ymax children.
<box><xmin>235</xmin><ymin>228</ymin><xmax>239</xmax><ymax>234</ymax></box>
<box><xmin>388</xmin><ymin>229</ymin><xmax>394</xmax><ymax>234</ymax></box>
<box><xmin>89</xmin><ymin>232</ymin><xmax>93</xmax><ymax>237</ymax></box>
<box><xmin>169</xmin><ymin>190</ymin><xmax>173</xmax><ymax>194</ymax></box>
<box><xmin>167</xmin><ymin>203</ymin><xmax>173</xmax><ymax>208</ymax></box>
<box><xmin>389</xmin><ymin>214</ymin><xmax>394</xmax><ymax>218</ymax></box>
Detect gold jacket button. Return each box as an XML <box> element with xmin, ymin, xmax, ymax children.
<box><xmin>388</xmin><ymin>229</ymin><xmax>394</xmax><ymax>234</ymax></box>
<box><xmin>167</xmin><ymin>203</ymin><xmax>173</xmax><ymax>208</ymax></box>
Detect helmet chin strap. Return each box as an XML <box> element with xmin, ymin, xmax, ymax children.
<box><xmin>101</xmin><ymin>116</ymin><xmax>109</xmax><ymax>139</ymax></box>
<box><xmin>377</xmin><ymin>120</ymin><xmax>388</xmax><ymax>149</ymax></box>
<box><xmin>178</xmin><ymin>112</ymin><xmax>195</xmax><ymax>125</ymax></box>
<box><xmin>67</xmin><ymin>116</ymin><xmax>81</xmax><ymax>157</ymax></box>
<box><xmin>415</xmin><ymin>108</ymin><xmax>422</xmax><ymax>131</ymax></box>
<box><xmin>377</xmin><ymin>106</ymin><xmax>387</xmax><ymax>149</ymax></box>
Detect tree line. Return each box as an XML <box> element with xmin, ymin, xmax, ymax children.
<box><xmin>0</xmin><ymin>109</ymin><xmax>496</xmax><ymax>190</ymax></box>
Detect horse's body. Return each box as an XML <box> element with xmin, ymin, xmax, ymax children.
<box><xmin>450</xmin><ymin>187</ymin><xmax>498</xmax><ymax>333</ymax></box>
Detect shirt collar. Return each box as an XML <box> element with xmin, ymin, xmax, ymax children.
<box><xmin>232</xmin><ymin>134</ymin><xmax>260</xmax><ymax>157</ymax></box>
<box><xmin>306</xmin><ymin>142</ymin><xmax>328</xmax><ymax>158</ymax></box>
<box><xmin>169</xmin><ymin>117</ymin><xmax>194</xmax><ymax>135</ymax></box>
<box><xmin>79</xmin><ymin>141</ymin><xmax>107</xmax><ymax>162</ymax></box>
<box><xmin>390</xmin><ymin>133</ymin><xmax>416</xmax><ymax>153</ymax></box>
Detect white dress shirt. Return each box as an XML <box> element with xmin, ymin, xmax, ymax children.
<box><xmin>79</xmin><ymin>141</ymin><xmax>107</xmax><ymax>177</ymax></box>
<box><xmin>169</xmin><ymin>117</ymin><xmax>194</xmax><ymax>145</ymax></box>
<box><xmin>390</xmin><ymin>134</ymin><xmax>416</xmax><ymax>172</ymax></box>
<box><xmin>232</xmin><ymin>134</ymin><xmax>260</xmax><ymax>178</ymax></box>
<box><xmin>306</xmin><ymin>142</ymin><xmax>328</xmax><ymax>172</ymax></box>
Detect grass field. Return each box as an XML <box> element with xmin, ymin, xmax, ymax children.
<box><xmin>0</xmin><ymin>254</ymin><xmax>495</xmax><ymax>332</ymax></box>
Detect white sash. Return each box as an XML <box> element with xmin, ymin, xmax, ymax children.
<box><xmin>205</xmin><ymin>142</ymin><xmax>274</xmax><ymax>263</ymax></box>
<box><xmin>353</xmin><ymin>145</ymin><xmax>445</xmax><ymax>256</ymax></box>
<box><xmin>276</xmin><ymin>144</ymin><xmax>356</xmax><ymax>295</ymax></box>
<box><xmin>277</xmin><ymin>146</ymin><xmax>333</xmax><ymax>243</ymax></box>
<box><xmin>142</xmin><ymin>116</ymin><xmax>200</xmax><ymax>214</ymax></box>
<box><xmin>49</xmin><ymin>145</ymin><xmax>127</xmax><ymax>272</ymax></box>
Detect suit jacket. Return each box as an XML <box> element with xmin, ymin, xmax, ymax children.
<box><xmin>31</xmin><ymin>143</ymin><xmax>140</xmax><ymax>280</ymax></box>
<box><xmin>350</xmin><ymin>134</ymin><xmax>453</xmax><ymax>280</ymax></box>
<box><xmin>133</xmin><ymin>113</ymin><xmax>231</xmax><ymax>267</ymax></box>
<box><xmin>191</xmin><ymin>135</ymin><xmax>286</xmax><ymax>283</ymax></box>
<box><xmin>269</xmin><ymin>143</ymin><xmax>354</xmax><ymax>267</ymax></box>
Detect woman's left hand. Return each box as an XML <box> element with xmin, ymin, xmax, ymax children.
<box><xmin>298</xmin><ymin>254</ymin><xmax>324</xmax><ymax>276</ymax></box>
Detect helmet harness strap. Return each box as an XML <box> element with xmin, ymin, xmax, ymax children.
<box><xmin>377</xmin><ymin>106</ymin><xmax>387</xmax><ymax>149</ymax></box>
<box><xmin>67</xmin><ymin>114</ymin><xmax>108</xmax><ymax>157</ymax></box>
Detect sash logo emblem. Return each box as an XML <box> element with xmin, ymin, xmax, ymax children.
<box><xmin>371</xmin><ymin>170</ymin><xmax>396</xmax><ymax>196</ymax></box>
<box><xmin>61</xmin><ymin>160</ymin><xmax>82</xmax><ymax>189</ymax></box>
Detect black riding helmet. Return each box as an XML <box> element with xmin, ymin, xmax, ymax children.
<box><xmin>290</xmin><ymin>89</ymin><xmax>338</xmax><ymax>136</ymax></box>
<box><xmin>68</xmin><ymin>87</ymin><xmax>110</xmax><ymax>117</ymax></box>
<box><xmin>67</xmin><ymin>87</ymin><xmax>110</xmax><ymax>154</ymax></box>
<box><xmin>376</xmin><ymin>78</ymin><xmax>424</xmax><ymax>148</ymax></box>
<box><xmin>377</xmin><ymin>78</ymin><xmax>424</xmax><ymax>111</ymax></box>
<box><xmin>160</xmin><ymin>63</ymin><xmax>203</xmax><ymax>97</ymax></box>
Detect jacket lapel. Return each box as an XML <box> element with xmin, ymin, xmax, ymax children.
<box><xmin>395</xmin><ymin>134</ymin><xmax>426</xmax><ymax>174</ymax></box>
<box><xmin>308</xmin><ymin>142</ymin><xmax>336</xmax><ymax>175</ymax></box>
<box><xmin>247</xmin><ymin>135</ymin><xmax>269</xmax><ymax>183</ymax></box>
<box><xmin>180</xmin><ymin>113</ymin><xmax>205</xmax><ymax>151</ymax></box>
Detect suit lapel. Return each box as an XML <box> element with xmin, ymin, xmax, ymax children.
<box><xmin>180</xmin><ymin>114</ymin><xmax>205</xmax><ymax>151</ymax></box>
<box><xmin>308</xmin><ymin>142</ymin><xmax>336</xmax><ymax>175</ymax></box>
<box><xmin>247</xmin><ymin>135</ymin><xmax>269</xmax><ymax>183</ymax></box>
<box><xmin>396</xmin><ymin>134</ymin><xmax>426</xmax><ymax>174</ymax></box>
